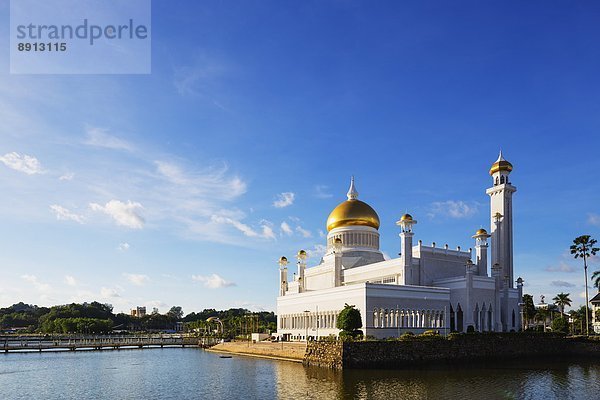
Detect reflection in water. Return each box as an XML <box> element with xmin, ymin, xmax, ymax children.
<box><xmin>1</xmin><ymin>349</ymin><xmax>600</xmax><ymax>400</ymax></box>
<box><xmin>275</xmin><ymin>358</ymin><xmax>600</xmax><ymax>400</ymax></box>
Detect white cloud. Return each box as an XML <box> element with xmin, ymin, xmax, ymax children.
<box><xmin>191</xmin><ymin>273</ymin><xmax>236</xmax><ymax>289</ymax></box>
<box><xmin>261</xmin><ymin>224</ymin><xmax>276</xmax><ymax>240</ymax></box>
<box><xmin>550</xmin><ymin>280</ymin><xmax>576</xmax><ymax>288</ymax></box>
<box><xmin>429</xmin><ymin>200</ymin><xmax>478</xmax><ymax>219</ymax></box>
<box><xmin>118</xmin><ymin>242</ymin><xmax>131</xmax><ymax>251</ymax></box>
<box><xmin>100</xmin><ymin>287</ymin><xmax>121</xmax><ymax>298</ymax></box>
<box><xmin>155</xmin><ymin>161</ymin><xmax>188</xmax><ymax>185</ymax></box>
<box><xmin>296</xmin><ymin>226</ymin><xmax>312</xmax><ymax>238</ymax></box>
<box><xmin>123</xmin><ymin>273</ymin><xmax>150</xmax><ymax>286</ymax></box>
<box><xmin>315</xmin><ymin>185</ymin><xmax>333</xmax><ymax>199</ymax></box>
<box><xmin>211</xmin><ymin>214</ymin><xmax>258</xmax><ymax>237</ymax></box>
<box><xmin>273</xmin><ymin>192</ymin><xmax>295</xmax><ymax>208</ymax></box>
<box><xmin>154</xmin><ymin>160</ymin><xmax>246</xmax><ymax>200</ymax></box>
<box><xmin>59</xmin><ymin>172</ymin><xmax>75</xmax><ymax>181</ymax></box>
<box><xmin>588</xmin><ymin>213</ymin><xmax>600</xmax><ymax>226</ymax></box>
<box><xmin>280</xmin><ymin>221</ymin><xmax>293</xmax><ymax>236</ymax></box>
<box><xmin>21</xmin><ymin>274</ymin><xmax>51</xmax><ymax>292</ymax></box>
<box><xmin>545</xmin><ymin>262</ymin><xmax>577</xmax><ymax>273</ymax></box>
<box><xmin>84</xmin><ymin>126</ymin><xmax>134</xmax><ymax>151</ymax></box>
<box><xmin>64</xmin><ymin>275</ymin><xmax>77</xmax><ymax>286</ymax></box>
<box><xmin>318</xmin><ymin>230</ymin><xmax>326</xmax><ymax>238</ymax></box>
<box><xmin>232</xmin><ymin>301</ymin><xmax>267</xmax><ymax>312</ymax></box>
<box><xmin>308</xmin><ymin>244</ymin><xmax>327</xmax><ymax>260</ymax></box>
<box><xmin>210</xmin><ymin>214</ymin><xmax>275</xmax><ymax>240</ymax></box>
<box><xmin>50</xmin><ymin>204</ymin><xmax>85</xmax><ymax>224</ymax></box>
<box><xmin>90</xmin><ymin>200</ymin><xmax>145</xmax><ymax>229</ymax></box>
<box><xmin>173</xmin><ymin>56</ymin><xmax>229</xmax><ymax>96</ymax></box>
<box><xmin>0</xmin><ymin>152</ymin><xmax>44</xmax><ymax>175</ymax></box>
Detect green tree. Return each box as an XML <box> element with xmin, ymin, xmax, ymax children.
<box><xmin>336</xmin><ymin>304</ymin><xmax>362</xmax><ymax>339</ymax></box>
<box><xmin>552</xmin><ymin>293</ymin><xmax>572</xmax><ymax>317</ymax></box>
<box><xmin>522</xmin><ymin>294</ymin><xmax>536</xmax><ymax>329</ymax></box>
<box><xmin>571</xmin><ymin>235</ymin><xmax>599</xmax><ymax>335</ymax></box>
<box><xmin>167</xmin><ymin>306</ymin><xmax>184</xmax><ymax>321</ymax></box>
<box><xmin>551</xmin><ymin>317</ymin><xmax>569</xmax><ymax>334</ymax></box>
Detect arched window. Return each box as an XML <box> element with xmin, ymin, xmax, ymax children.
<box><xmin>495</xmin><ymin>177</ymin><xmax>499</xmax><ymax>185</ymax></box>
<box><xmin>500</xmin><ymin>176</ymin><xmax>505</xmax><ymax>184</ymax></box>
<box><xmin>512</xmin><ymin>310</ymin><xmax>516</xmax><ymax>328</ymax></box>
<box><xmin>373</xmin><ymin>309</ymin><xmax>379</xmax><ymax>328</ymax></box>
<box><xmin>456</xmin><ymin>304</ymin><xmax>464</xmax><ymax>332</ymax></box>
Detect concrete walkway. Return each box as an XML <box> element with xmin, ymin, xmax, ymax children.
<box><xmin>208</xmin><ymin>341</ymin><xmax>306</xmax><ymax>362</ymax></box>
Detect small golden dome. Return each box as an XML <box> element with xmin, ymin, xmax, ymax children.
<box><xmin>475</xmin><ymin>228</ymin><xmax>488</xmax><ymax>235</ymax></box>
<box><xmin>400</xmin><ymin>213</ymin><xmax>413</xmax><ymax>221</ymax></box>
<box><xmin>327</xmin><ymin>199</ymin><xmax>380</xmax><ymax>231</ymax></box>
<box><xmin>489</xmin><ymin>151</ymin><xmax>513</xmax><ymax>175</ymax></box>
<box><xmin>279</xmin><ymin>256</ymin><xmax>288</xmax><ymax>263</ymax></box>
<box><xmin>297</xmin><ymin>250</ymin><xmax>307</xmax><ymax>258</ymax></box>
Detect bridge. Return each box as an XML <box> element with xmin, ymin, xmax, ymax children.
<box><xmin>1</xmin><ymin>334</ymin><xmax>218</xmax><ymax>353</ymax></box>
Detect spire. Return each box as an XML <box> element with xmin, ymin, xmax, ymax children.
<box><xmin>496</xmin><ymin>150</ymin><xmax>505</xmax><ymax>162</ymax></box>
<box><xmin>347</xmin><ymin>176</ymin><xmax>358</xmax><ymax>200</ymax></box>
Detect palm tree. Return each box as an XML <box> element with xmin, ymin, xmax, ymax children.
<box><xmin>571</xmin><ymin>235</ymin><xmax>599</xmax><ymax>336</ymax></box>
<box><xmin>522</xmin><ymin>294</ymin><xmax>536</xmax><ymax>329</ymax></box>
<box><xmin>592</xmin><ymin>270</ymin><xmax>600</xmax><ymax>290</ymax></box>
<box><xmin>552</xmin><ymin>293</ymin><xmax>572</xmax><ymax>317</ymax></box>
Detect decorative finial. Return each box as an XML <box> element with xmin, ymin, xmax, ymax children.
<box><xmin>347</xmin><ymin>176</ymin><xmax>358</xmax><ymax>200</ymax></box>
<box><xmin>497</xmin><ymin>150</ymin><xmax>505</xmax><ymax>162</ymax></box>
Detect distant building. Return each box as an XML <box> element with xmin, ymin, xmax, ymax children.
<box><xmin>130</xmin><ymin>306</ymin><xmax>147</xmax><ymax>318</ymax></box>
<box><xmin>590</xmin><ymin>292</ymin><xmax>600</xmax><ymax>334</ymax></box>
<box><xmin>277</xmin><ymin>153</ymin><xmax>523</xmax><ymax>340</ymax></box>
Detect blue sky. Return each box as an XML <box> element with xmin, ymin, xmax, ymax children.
<box><xmin>1</xmin><ymin>1</ymin><xmax>600</xmax><ymax>314</ymax></box>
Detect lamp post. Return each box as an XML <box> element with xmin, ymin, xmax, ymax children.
<box><xmin>304</xmin><ymin>310</ymin><xmax>310</xmax><ymax>349</ymax></box>
<box><xmin>316</xmin><ymin>305</ymin><xmax>319</xmax><ymax>341</ymax></box>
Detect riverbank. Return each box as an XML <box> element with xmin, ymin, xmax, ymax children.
<box><xmin>304</xmin><ymin>333</ymin><xmax>600</xmax><ymax>369</ymax></box>
<box><xmin>208</xmin><ymin>341</ymin><xmax>305</xmax><ymax>362</ymax></box>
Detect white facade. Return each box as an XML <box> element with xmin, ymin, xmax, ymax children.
<box><xmin>591</xmin><ymin>292</ymin><xmax>600</xmax><ymax>334</ymax></box>
<box><xmin>276</xmin><ymin>153</ymin><xmax>523</xmax><ymax>340</ymax></box>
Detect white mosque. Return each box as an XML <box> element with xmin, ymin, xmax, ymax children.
<box><xmin>276</xmin><ymin>153</ymin><xmax>524</xmax><ymax>340</ymax></box>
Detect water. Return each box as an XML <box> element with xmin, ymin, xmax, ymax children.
<box><xmin>1</xmin><ymin>348</ymin><xmax>599</xmax><ymax>399</ymax></box>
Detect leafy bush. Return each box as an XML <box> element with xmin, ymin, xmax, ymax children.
<box><xmin>336</xmin><ymin>304</ymin><xmax>362</xmax><ymax>332</ymax></box>
<box><xmin>551</xmin><ymin>317</ymin><xmax>569</xmax><ymax>334</ymax></box>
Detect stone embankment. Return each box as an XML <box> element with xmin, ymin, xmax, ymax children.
<box><xmin>209</xmin><ymin>341</ymin><xmax>305</xmax><ymax>362</ymax></box>
<box><xmin>303</xmin><ymin>334</ymin><xmax>600</xmax><ymax>369</ymax></box>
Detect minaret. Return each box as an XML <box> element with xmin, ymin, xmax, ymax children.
<box><xmin>278</xmin><ymin>256</ymin><xmax>288</xmax><ymax>296</ymax></box>
<box><xmin>297</xmin><ymin>250</ymin><xmax>307</xmax><ymax>293</ymax></box>
<box><xmin>472</xmin><ymin>228</ymin><xmax>491</xmax><ymax>276</ymax></box>
<box><xmin>486</xmin><ymin>151</ymin><xmax>516</xmax><ymax>288</ymax></box>
<box><xmin>396</xmin><ymin>213</ymin><xmax>417</xmax><ymax>285</ymax></box>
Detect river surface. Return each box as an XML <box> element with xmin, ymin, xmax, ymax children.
<box><xmin>1</xmin><ymin>348</ymin><xmax>599</xmax><ymax>399</ymax></box>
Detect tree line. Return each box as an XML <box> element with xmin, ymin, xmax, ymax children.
<box><xmin>0</xmin><ymin>301</ymin><xmax>276</xmax><ymax>336</ymax></box>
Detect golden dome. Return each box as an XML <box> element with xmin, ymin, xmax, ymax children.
<box><xmin>400</xmin><ymin>213</ymin><xmax>413</xmax><ymax>221</ymax></box>
<box><xmin>297</xmin><ymin>250</ymin><xmax>307</xmax><ymax>258</ymax></box>
<box><xmin>327</xmin><ymin>199</ymin><xmax>380</xmax><ymax>231</ymax></box>
<box><xmin>489</xmin><ymin>151</ymin><xmax>513</xmax><ymax>175</ymax></box>
<box><xmin>279</xmin><ymin>256</ymin><xmax>288</xmax><ymax>263</ymax></box>
<box><xmin>472</xmin><ymin>228</ymin><xmax>490</xmax><ymax>239</ymax></box>
<box><xmin>327</xmin><ymin>177</ymin><xmax>380</xmax><ymax>232</ymax></box>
